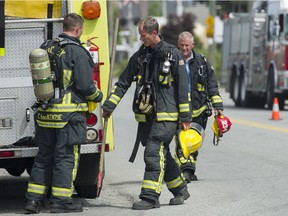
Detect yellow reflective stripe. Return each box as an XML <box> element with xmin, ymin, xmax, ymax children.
<box><xmin>197</xmin><ymin>83</ymin><xmax>205</xmax><ymax>91</ymax></box>
<box><xmin>108</xmin><ymin>94</ymin><xmax>121</xmax><ymax>105</ymax></box>
<box><xmin>135</xmin><ymin>114</ymin><xmax>146</xmax><ymax>122</ymax></box>
<box><xmin>38</xmin><ymin>103</ymin><xmax>88</xmax><ymax>112</ymax></box>
<box><xmin>72</xmin><ymin>145</ymin><xmax>79</xmax><ymax>182</ymax></box>
<box><xmin>211</xmin><ymin>95</ymin><xmax>223</xmax><ymax>104</ymax></box>
<box><xmin>159</xmin><ymin>75</ymin><xmax>174</xmax><ymax>84</ymax></box>
<box><xmin>179</xmin><ymin>103</ymin><xmax>190</xmax><ymax>113</ymax></box>
<box><xmin>63</xmin><ymin>69</ymin><xmax>72</xmax><ymax>88</ymax></box>
<box><xmin>110</xmin><ymin>85</ymin><xmax>117</xmax><ymax>93</ymax></box>
<box><xmin>188</xmin><ymin>93</ymin><xmax>191</xmax><ymax>101</ymax></box>
<box><xmin>36</xmin><ymin>119</ymin><xmax>67</xmax><ymax>128</ymax></box>
<box><xmin>62</xmin><ymin>92</ymin><xmax>71</xmax><ymax>104</ymax></box>
<box><xmin>86</xmin><ymin>89</ymin><xmax>100</xmax><ymax>100</ymax></box>
<box><xmin>142</xmin><ymin>180</ymin><xmax>162</xmax><ymax>194</ymax></box>
<box><xmin>156</xmin><ymin>112</ymin><xmax>178</xmax><ymax>121</ymax></box>
<box><xmin>192</xmin><ymin>105</ymin><xmax>207</xmax><ymax>117</ymax></box>
<box><xmin>52</xmin><ymin>186</ymin><xmax>73</xmax><ymax>197</ymax></box>
<box><xmin>27</xmin><ymin>183</ymin><xmax>47</xmax><ymax>195</ymax></box>
<box><xmin>158</xmin><ymin>142</ymin><xmax>165</xmax><ymax>188</ymax></box>
<box><xmin>166</xmin><ymin>174</ymin><xmax>184</xmax><ymax>189</ymax></box>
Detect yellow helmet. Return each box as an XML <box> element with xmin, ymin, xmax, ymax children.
<box><xmin>178</xmin><ymin>122</ymin><xmax>205</xmax><ymax>158</ymax></box>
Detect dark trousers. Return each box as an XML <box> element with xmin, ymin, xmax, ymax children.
<box><xmin>25</xmin><ymin>114</ymin><xmax>84</xmax><ymax>204</ymax></box>
<box><xmin>138</xmin><ymin>116</ymin><xmax>187</xmax><ymax>202</ymax></box>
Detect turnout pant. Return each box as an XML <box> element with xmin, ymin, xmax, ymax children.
<box><xmin>25</xmin><ymin>114</ymin><xmax>85</xmax><ymax>204</ymax></box>
<box><xmin>138</xmin><ymin>117</ymin><xmax>187</xmax><ymax>203</ymax></box>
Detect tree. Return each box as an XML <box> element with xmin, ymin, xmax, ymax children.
<box><xmin>160</xmin><ymin>13</ymin><xmax>196</xmax><ymax>46</ymax></box>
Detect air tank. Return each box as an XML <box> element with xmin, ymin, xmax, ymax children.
<box><xmin>29</xmin><ymin>48</ymin><xmax>54</xmax><ymax>102</ymax></box>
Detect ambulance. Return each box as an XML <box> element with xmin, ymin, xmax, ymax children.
<box><xmin>0</xmin><ymin>0</ymin><xmax>113</xmax><ymax>198</ymax></box>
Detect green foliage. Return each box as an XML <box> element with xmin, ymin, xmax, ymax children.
<box><xmin>148</xmin><ymin>2</ymin><xmax>162</xmax><ymax>16</ymax></box>
<box><xmin>160</xmin><ymin>13</ymin><xmax>196</xmax><ymax>46</ymax></box>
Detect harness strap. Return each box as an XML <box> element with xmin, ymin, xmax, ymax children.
<box><xmin>129</xmin><ymin>123</ymin><xmax>143</xmax><ymax>163</ymax></box>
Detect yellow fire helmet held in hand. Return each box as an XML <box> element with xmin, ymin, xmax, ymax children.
<box><xmin>178</xmin><ymin>122</ymin><xmax>205</xmax><ymax>158</ymax></box>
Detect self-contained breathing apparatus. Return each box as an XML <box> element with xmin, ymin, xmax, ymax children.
<box><xmin>30</xmin><ymin>37</ymin><xmax>80</xmax><ymax>110</ymax></box>
<box><xmin>135</xmin><ymin>47</ymin><xmax>174</xmax><ymax>114</ymax></box>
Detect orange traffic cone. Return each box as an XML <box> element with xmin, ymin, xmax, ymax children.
<box><xmin>271</xmin><ymin>97</ymin><xmax>281</xmax><ymax>120</ymax></box>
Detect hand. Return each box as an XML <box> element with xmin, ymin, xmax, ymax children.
<box><xmin>181</xmin><ymin>121</ymin><xmax>192</xmax><ymax>131</ymax></box>
<box><xmin>102</xmin><ymin>109</ymin><xmax>111</xmax><ymax>118</ymax></box>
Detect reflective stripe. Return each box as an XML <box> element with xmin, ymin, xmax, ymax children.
<box><xmin>156</xmin><ymin>112</ymin><xmax>178</xmax><ymax>121</ymax></box>
<box><xmin>63</xmin><ymin>92</ymin><xmax>71</xmax><ymax>104</ymax></box>
<box><xmin>166</xmin><ymin>174</ymin><xmax>184</xmax><ymax>189</ymax></box>
<box><xmin>63</xmin><ymin>69</ymin><xmax>72</xmax><ymax>88</ymax></box>
<box><xmin>36</xmin><ymin>119</ymin><xmax>67</xmax><ymax>128</ymax></box>
<box><xmin>110</xmin><ymin>85</ymin><xmax>117</xmax><ymax>93</ymax></box>
<box><xmin>38</xmin><ymin>103</ymin><xmax>88</xmax><ymax>112</ymax></box>
<box><xmin>142</xmin><ymin>142</ymin><xmax>165</xmax><ymax>194</ymax></box>
<box><xmin>211</xmin><ymin>95</ymin><xmax>223</xmax><ymax>104</ymax></box>
<box><xmin>27</xmin><ymin>183</ymin><xmax>47</xmax><ymax>195</ymax></box>
<box><xmin>188</xmin><ymin>92</ymin><xmax>191</xmax><ymax>102</ymax></box>
<box><xmin>72</xmin><ymin>145</ymin><xmax>79</xmax><ymax>182</ymax></box>
<box><xmin>52</xmin><ymin>186</ymin><xmax>73</xmax><ymax>197</ymax></box>
<box><xmin>108</xmin><ymin>94</ymin><xmax>121</xmax><ymax>105</ymax></box>
<box><xmin>135</xmin><ymin>114</ymin><xmax>146</xmax><ymax>122</ymax></box>
<box><xmin>179</xmin><ymin>103</ymin><xmax>190</xmax><ymax>113</ymax></box>
<box><xmin>142</xmin><ymin>180</ymin><xmax>162</xmax><ymax>194</ymax></box>
<box><xmin>159</xmin><ymin>75</ymin><xmax>174</xmax><ymax>84</ymax></box>
<box><xmin>197</xmin><ymin>83</ymin><xmax>205</xmax><ymax>91</ymax></box>
<box><xmin>192</xmin><ymin>105</ymin><xmax>207</xmax><ymax>117</ymax></box>
<box><xmin>86</xmin><ymin>89</ymin><xmax>100</xmax><ymax>100</ymax></box>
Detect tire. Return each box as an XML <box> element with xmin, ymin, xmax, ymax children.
<box><xmin>266</xmin><ymin>71</ymin><xmax>275</xmax><ymax>110</ymax></box>
<box><xmin>74</xmin><ymin>153</ymin><xmax>104</xmax><ymax>198</ymax></box>
<box><xmin>6</xmin><ymin>168</ymin><xmax>25</xmax><ymax>177</ymax></box>
<box><xmin>233</xmin><ymin>74</ymin><xmax>241</xmax><ymax>106</ymax></box>
<box><xmin>239</xmin><ymin>72</ymin><xmax>251</xmax><ymax>107</ymax></box>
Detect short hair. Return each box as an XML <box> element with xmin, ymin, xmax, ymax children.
<box><xmin>139</xmin><ymin>16</ymin><xmax>159</xmax><ymax>34</ymax></box>
<box><xmin>178</xmin><ymin>31</ymin><xmax>194</xmax><ymax>44</ymax></box>
<box><xmin>63</xmin><ymin>13</ymin><xmax>84</xmax><ymax>32</ymax></box>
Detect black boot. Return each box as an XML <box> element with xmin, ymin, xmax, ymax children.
<box><xmin>50</xmin><ymin>202</ymin><xmax>83</xmax><ymax>213</ymax></box>
<box><xmin>132</xmin><ymin>199</ymin><xmax>160</xmax><ymax>210</ymax></box>
<box><xmin>24</xmin><ymin>200</ymin><xmax>41</xmax><ymax>214</ymax></box>
<box><xmin>169</xmin><ymin>188</ymin><xmax>190</xmax><ymax>205</ymax></box>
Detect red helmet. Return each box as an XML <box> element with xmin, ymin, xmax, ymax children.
<box><xmin>212</xmin><ymin>115</ymin><xmax>232</xmax><ymax>145</ymax></box>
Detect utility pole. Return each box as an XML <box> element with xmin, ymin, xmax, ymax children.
<box><xmin>207</xmin><ymin>0</ymin><xmax>216</xmax><ymax>67</ymax></box>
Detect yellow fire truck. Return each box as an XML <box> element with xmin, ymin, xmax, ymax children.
<box><xmin>0</xmin><ymin>0</ymin><xmax>113</xmax><ymax>198</ymax></box>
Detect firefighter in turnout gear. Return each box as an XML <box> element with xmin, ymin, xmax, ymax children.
<box><xmin>102</xmin><ymin>16</ymin><xmax>192</xmax><ymax>210</ymax></box>
<box><xmin>24</xmin><ymin>13</ymin><xmax>103</xmax><ymax>214</ymax></box>
<box><xmin>175</xmin><ymin>31</ymin><xmax>224</xmax><ymax>182</ymax></box>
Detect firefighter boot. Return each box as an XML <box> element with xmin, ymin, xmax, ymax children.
<box><xmin>50</xmin><ymin>202</ymin><xmax>83</xmax><ymax>213</ymax></box>
<box><xmin>132</xmin><ymin>199</ymin><xmax>160</xmax><ymax>210</ymax></box>
<box><xmin>24</xmin><ymin>200</ymin><xmax>41</xmax><ymax>214</ymax></box>
<box><xmin>183</xmin><ymin>169</ymin><xmax>198</xmax><ymax>183</ymax></box>
<box><xmin>169</xmin><ymin>188</ymin><xmax>190</xmax><ymax>205</ymax></box>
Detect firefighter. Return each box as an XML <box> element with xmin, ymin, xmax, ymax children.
<box><xmin>175</xmin><ymin>31</ymin><xmax>224</xmax><ymax>182</ymax></box>
<box><xmin>24</xmin><ymin>13</ymin><xmax>103</xmax><ymax>214</ymax></box>
<box><xmin>102</xmin><ymin>16</ymin><xmax>192</xmax><ymax>210</ymax></box>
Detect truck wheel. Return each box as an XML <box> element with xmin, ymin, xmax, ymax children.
<box><xmin>239</xmin><ymin>72</ymin><xmax>251</xmax><ymax>107</ymax></box>
<box><xmin>266</xmin><ymin>71</ymin><xmax>275</xmax><ymax>109</ymax></box>
<box><xmin>232</xmin><ymin>74</ymin><xmax>241</xmax><ymax>106</ymax></box>
<box><xmin>6</xmin><ymin>168</ymin><xmax>26</xmax><ymax>177</ymax></box>
<box><xmin>74</xmin><ymin>153</ymin><xmax>104</xmax><ymax>198</ymax></box>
